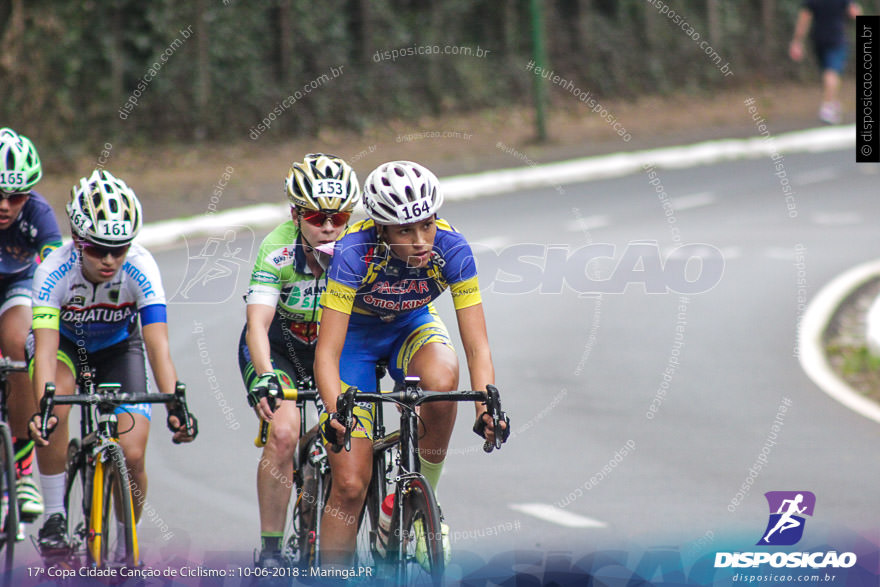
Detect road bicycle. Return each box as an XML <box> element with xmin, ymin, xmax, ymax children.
<box><xmin>326</xmin><ymin>363</ymin><xmax>510</xmax><ymax>585</ymax></box>
<box><xmin>37</xmin><ymin>371</ymin><xmax>194</xmax><ymax>569</ymax></box>
<box><xmin>252</xmin><ymin>375</ymin><xmax>327</xmax><ymax>571</ymax></box>
<box><xmin>0</xmin><ymin>356</ymin><xmax>25</xmax><ymax>576</ymax></box>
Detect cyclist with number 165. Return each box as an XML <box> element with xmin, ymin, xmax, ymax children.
<box><xmin>27</xmin><ymin>170</ymin><xmax>198</xmax><ymax>558</ymax></box>
<box><xmin>0</xmin><ymin>128</ymin><xmax>63</xmax><ymax>524</ymax></box>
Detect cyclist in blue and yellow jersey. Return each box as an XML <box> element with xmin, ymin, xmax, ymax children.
<box><xmin>27</xmin><ymin>170</ymin><xmax>198</xmax><ymax>557</ymax></box>
<box><xmin>315</xmin><ymin>161</ymin><xmax>508</xmax><ymax>565</ymax></box>
<box><xmin>238</xmin><ymin>154</ymin><xmax>359</xmax><ymax>571</ymax></box>
<box><xmin>0</xmin><ymin>128</ymin><xmax>62</xmax><ymax>524</ymax></box>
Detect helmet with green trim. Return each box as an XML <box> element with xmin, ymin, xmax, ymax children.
<box><xmin>285</xmin><ymin>153</ymin><xmax>359</xmax><ymax>212</ymax></box>
<box><xmin>362</xmin><ymin>161</ymin><xmax>443</xmax><ymax>225</ymax></box>
<box><xmin>67</xmin><ymin>170</ymin><xmax>143</xmax><ymax>246</ymax></box>
<box><xmin>0</xmin><ymin>128</ymin><xmax>42</xmax><ymax>191</ymax></box>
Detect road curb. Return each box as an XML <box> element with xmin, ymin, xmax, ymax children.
<box><xmin>137</xmin><ymin>124</ymin><xmax>856</xmax><ymax>249</ymax></box>
<box><xmin>798</xmin><ymin>261</ymin><xmax>880</xmax><ymax>424</ymax></box>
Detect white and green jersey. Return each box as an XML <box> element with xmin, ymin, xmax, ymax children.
<box><xmin>245</xmin><ymin>221</ymin><xmax>322</xmax><ymax>344</ymax></box>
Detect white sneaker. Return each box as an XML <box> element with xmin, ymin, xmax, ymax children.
<box><xmin>16</xmin><ymin>475</ymin><xmax>44</xmax><ymax>521</ymax></box>
<box><xmin>819</xmin><ymin>101</ymin><xmax>841</xmax><ymax>124</ymax></box>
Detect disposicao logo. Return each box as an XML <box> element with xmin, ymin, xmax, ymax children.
<box><xmin>714</xmin><ymin>491</ymin><xmax>858</xmax><ymax>570</ymax></box>
<box><xmin>757</xmin><ymin>491</ymin><xmax>815</xmax><ymax>546</ymax></box>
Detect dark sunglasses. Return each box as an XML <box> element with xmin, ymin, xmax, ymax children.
<box><xmin>0</xmin><ymin>190</ymin><xmax>29</xmax><ymax>206</ymax></box>
<box><xmin>79</xmin><ymin>241</ymin><xmax>130</xmax><ymax>259</ymax></box>
<box><xmin>300</xmin><ymin>210</ymin><xmax>351</xmax><ymax>228</ymax></box>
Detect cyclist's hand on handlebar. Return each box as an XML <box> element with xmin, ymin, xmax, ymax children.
<box><xmin>248</xmin><ymin>372</ymin><xmax>282</xmax><ymax>421</ymax></box>
<box><xmin>167</xmin><ymin>410</ymin><xmax>199</xmax><ymax>444</ymax></box>
<box><xmin>28</xmin><ymin>413</ymin><xmax>57</xmax><ymax>446</ymax></box>
<box><xmin>321</xmin><ymin>413</ymin><xmax>347</xmax><ymax>452</ymax></box>
<box><xmin>473</xmin><ymin>411</ymin><xmax>510</xmax><ymax>446</ymax></box>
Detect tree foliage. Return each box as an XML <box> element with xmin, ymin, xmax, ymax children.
<box><xmin>0</xmin><ymin>0</ymin><xmax>840</xmax><ymax>148</ymax></box>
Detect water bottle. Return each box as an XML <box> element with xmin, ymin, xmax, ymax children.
<box><xmin>376</xmin><ymin>493</ymin><xmax>394</xmax><ymax>557</ymax></box>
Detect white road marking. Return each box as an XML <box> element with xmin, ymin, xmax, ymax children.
<box><xmin>799</xmin><ymin>260</ymin><xmax>880</xmax><ymax>424</ymax></box>
<box><xmin>811</xmin><ymin>212</ymin><xmax>862</xmax><ymax>226</ymax></box>
<box><xmin>794</xmin><ymin>168</ymin><xmax>838</xmax><ymax>185</ymax></box>
<box><xmin>671</xmin><ymin>192</ymin><xmax>716</xmax><ymax>211</ymax></box>
<box><xmin>765</xmin><ymin>247</ymin><xmax>799</xmax><ymax>261</ymax></box>
<box><xmin>662</xmin><ymin>245</ymin><xmax>740</xmax><ymax>260</ymax></box>
<box><xmin>565</xmin><ymin>215</ymin><xmax>609</xmax><ymax>232</ymax></box>
<box><xmin>473</xmin><ymin>236</ymin><xmax>512</xmax><ymax>251</ymax></box>
<box><xmin>509</xmin><ymin>503</ymin><xmax>607</xmax><ymax>528</ymax></box>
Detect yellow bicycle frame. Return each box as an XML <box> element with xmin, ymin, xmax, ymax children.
<box><xmin>88</xmin><ymin>451</ymin><xmax>140</xmax><ymax>566</ymax></box>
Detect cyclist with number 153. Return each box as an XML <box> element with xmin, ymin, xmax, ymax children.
<box><xmin>238</xmin><ymin>154</ymin><xmax>359</xmax><ymax>570</ymax></box>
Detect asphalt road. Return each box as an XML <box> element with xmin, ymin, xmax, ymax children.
<box><xmin>13</xmin><ymin>146</ymin><xmax>880</xmax><ymax>583</ymax></box>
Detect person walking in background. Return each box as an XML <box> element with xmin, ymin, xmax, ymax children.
<box><xmin>789</xmin><ymin>0</ymin><xmax>862</xmax><ymax>124</ymax></box>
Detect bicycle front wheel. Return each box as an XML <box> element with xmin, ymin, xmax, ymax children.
<box><xmin>396</xmin><ymin>475</ymin><xmax>445</xmax><ymax>586</ymax></box>
<box><xmin>291</xmin><ymin>427</ymin><xmax>328</xmax><ymax>569</ymax></box>
<box><xmin>64</xmin><ymin>439</ymin><xmax>88</xmax><ymax>566</ymax></box>
<box><xmin>90</xmin><ymin>443</ymin><xmax>138</xmax><ymax>567</ymax></box>
<box><xmin>0</xmin><ymin>423</ymin><xmax>17</xmax><ymax>575</ymax></box>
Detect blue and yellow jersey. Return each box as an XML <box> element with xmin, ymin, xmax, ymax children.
<box><xmin>0</xmin><ymin>191</ymin><xmax>62</xmax><ymax>277</ymax></box>
<box><xmin>322</xmin><ymin>218</ymin><xmax>481</xmax><ymax>319</ymax></box>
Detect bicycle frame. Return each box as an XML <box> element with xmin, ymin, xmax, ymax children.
<box><xmin>329</xmin><ymin>363</ymin><xmax>506</xmax><ymax>582</ymax></box>
<box><xmin>40</xmin><ymin>374</ymin><xmax>192</xmax><ymax>568</ymax></box>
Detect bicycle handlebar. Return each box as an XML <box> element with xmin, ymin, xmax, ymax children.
<box><xmin>254</xmin><ymin>387</ymin><xmax>320</xmax><ymax>447</ymax></box>
<box><xmin>39</xmin><ymin>381</ymin><xmax>194</xmax><ymax>440</ymax></box>
<box><xmin>332</xmin><ymin>385</ymin><xmax>509</xmax><ymax>453</ymax></box>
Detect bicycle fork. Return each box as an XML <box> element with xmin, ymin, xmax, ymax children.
<box><xmin>87</xmin><ymin>441</ymin><xmax>139</xmax><ymax>567</ymax></box>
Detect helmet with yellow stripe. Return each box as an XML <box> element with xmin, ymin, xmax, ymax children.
<box><xmin>67</xmin><ymin>170</ymin><xmax>143</xmax><ymax>246</ymax></box>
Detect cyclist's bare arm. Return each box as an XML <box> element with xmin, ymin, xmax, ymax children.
<box><xmin>28</xmin><ymin>327</ymin><xmax>61</xmax><ymax>446</ymax></box>
<box><xmin>245</xmin><ymin>302</ymin><xmax>280</xmax><ymax>421</ymax></box>
<box><xmin>314</xmin><ymin>306</ymin><xmax>350</xmax><ymax>444</ymax></box>
<box><xmin>143</xmin><ymin>322</ymin><xmax>193</xmax><ymax>443</ymax></box>
<box><xmin>455</xmin><ymin>303</ymin><xmax>505</xmax><ymax>444</ymax></box>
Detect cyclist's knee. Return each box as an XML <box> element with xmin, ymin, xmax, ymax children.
<box><xmin>123</xmin><ymin>447</ymin><xmax>147</xmax><ymax>473</ymax></box>
<box><xmin>331</xmin><ymin>472</ymin><xmax>369</xmax><ymax>506</ymax></box>
<box><xmin>266</xmin><ymin>422</ymin><xmax>298</xmax><ymax>457</ymax></box>
<box><xmin>417</xmin><ymin>366</ymin><xmax>458</xmax><ymax>393</ymax></box>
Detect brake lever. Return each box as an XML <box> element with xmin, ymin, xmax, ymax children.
<box><xmin>40</xmin><ymin>383</ymin><xmax>56</xmax><ymax>440</ymax></box>
<box><xmin>483</xmin><ymin>385</ymin><xmax>504</xmax><ymax>453</ymax></box>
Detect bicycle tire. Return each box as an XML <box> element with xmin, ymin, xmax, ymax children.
<box><xmin>91</xmin><ymin>443</ymin><xmax>138</xmax><ymax>567</ymax></box>
<box><xmin>396</xmin><ymin>474</ymin><xmax>445</xmax><ymax>586</ymax></box>
<box><xmin>63</xmin><ymin>439</ymin><xmax>88</xmax><ymax>566</ymax></box>
<box><xmin>291</xmin><ymin>426</ymin><xmax>325</xmax><ymax>569</ymax></box>
<box><xmin>354</xmin><ymin>448</ymin><xmax>386</xmax><ymax>572</ymax></box>
<box><xmin>0</xmin><ymin>423</ymin><xmax>17</xmax><ymax>575</ymax></box>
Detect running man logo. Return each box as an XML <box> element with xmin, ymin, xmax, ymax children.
<box><xmin>757</xmin><ymin>491</ymin><xmax>816</xmax><ymax>546</ymax></box>
<box><xmin>169</xmin><ymin>227</ymin><xmax>254</xmax><ymax>304</ymax></box>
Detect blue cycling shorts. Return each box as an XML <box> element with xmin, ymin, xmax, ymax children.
<box><xmin>316</xmin><ymin>304</ymin><xmax>454</xmax><ymax>442</ymax></box>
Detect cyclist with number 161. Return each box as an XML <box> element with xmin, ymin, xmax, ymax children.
<box><xmin>27</xmin><ymin>170</ymin><xmax>198</xmax><ymax>558</ymax></box>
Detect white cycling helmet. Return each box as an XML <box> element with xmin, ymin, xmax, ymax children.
<box><xmin>362</xmin><ymin>161</ymin><xmax>443</xmax><ymax>225</ymax></box>
<box><xmin>0</xmin><ymin>128</ymin><xmax>42</xmax><ymax>191</ymax></box>
<box><xmin>67</xmin><ymin>170</ymin><xmax>143</xmax><ymax>246</ymax></box>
